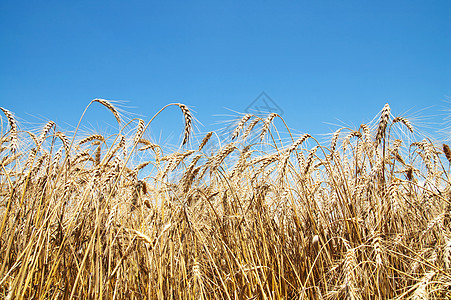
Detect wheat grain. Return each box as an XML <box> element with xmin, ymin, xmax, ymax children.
<box><xmin>23</xmin><ymin>148</ymin><xmax>38</xmax><ymax>170</ymax></box>
<box><xmin>406</xmin><ymin>166</ymin><xmax>414</xmax><ymax>181</ymax></box>
<box><xmin>162</xmin><ymin>150</ymin><xmax>195</xmax><ymax>178</ymax></box>
<box><xmin>182</xmin><ymin>165</ymin><xmax>201</xmax><ymax>193</ymax></box>
<box><xmin>192</xmin><ymin>259</ymin><xmax>204</xmax><ymax>299</ymax></box>
<box><xmin>103</xmin><ymin>134</ymin><xmax>125</xmax><ymax>165</ymax></box>
<box><xmin>180</xmin><ymin>154</ymin><xmax>203</xmax><ymax>187</ymax></box>
<box><xmin>342</xmin><ymin>131</ymin><xmax>362</xmax><ymax>153</ymax></box>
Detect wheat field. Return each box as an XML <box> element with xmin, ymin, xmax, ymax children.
<box><xmin>0</xmin><ymin>100</ymin><xmax>450</xmax><ymax>299</ymax></box>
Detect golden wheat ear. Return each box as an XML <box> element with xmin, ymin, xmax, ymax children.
<box><xmin>177</xmin><ymin>104</ymin><xmax>192</xmax><ymax>146</ymax></box>
<box><xmin>260</xmin><ymin>113</ymin><xmax>278</xmax><ymax>140</ymax></box>
<box><xmin>231</xmin><ymin>114</ymin><xmax>252</xmax><ymax>140</ymax></box>
<box><xmin>375</xmin><ymin>103</ymin><xmax>391</xmax><ymax>145</ymax></box>
<box><xmin>392</xmin><ymin>116</ymin><xmax>414</xmax><ymax>133</ymax></box>
<box><xmin>133</xmin><ymin>119</ymin><xmax>145</xmax><ymax>145</ymax></box>
<box><xmin>243</xmin><ymin>118</ymin><xmax>260</xmax><ymax>140</ymax></box>
<box><xmin>78</xmin><ymin>134</ymin><xmax>105</xmax><ymax>145</ymax></box>
<box><xmin>198</xmin><ymin>132</ymin><xmax>212</xmax><ymax>151</ymax></box>
<box><xmin>0</xmin><ymin>107</ymin><xmax>18</xmax><ymax>153</ymax></box>
<box><xmin>443</xmin><ymin>144</ymin><xmax>451</xmax><ymax>164</ymax></box>
<box><xmin>92</xmin><ymin>99</ymin><xmax>121</xmax><ymax>124</ymax></box>
<box><xmin>37</xmin><ymin>120</ymin><xmax>56</xmax><ymax>146</ymax></box>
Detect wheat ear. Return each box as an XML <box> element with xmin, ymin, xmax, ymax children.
<box><xmin>0</xmin><ymin>107</ymin><xmax>18</xmax><ymax>153</ymax></box>
<box><xmin>243</xmin><ymin>118</ymin><xmax>260</xmax><ymax>140</ymax></box>
<box><xmin>198</xmin><ymin>132</ymin><xmax>213</xmax><ymax>151</ymax></box>
<box><xmin>411</xmin><ymin>271</ymin><xmax>435</xmax><ymax>300</ymax></box>
<box><xmin>37</xmin><ymin>120</ymin><xmax>55</xmax><ymax>145</ymax></box>
<box><xmin>177</xmin><ymin>104</ymin><xmax>192</xmax><ymax>146</ymax></box>
<box><xmin>231</xmin><ymin>114</ymin><xmax>252</xmax><ymax>140</ymax></box>
<box><xmin>56</xmin><ymin>131</ymin><xmax>71</xmax><ymax>157</ymax></box>
<box><xmin>288</xmin><ymin>134</ymin><xmax>311</xmax><ymax>153</ymax></box>
<box><xmin>344</xmin><ymin>247</ymin><xmax>359</xmax><ymax>300</ymax></box>
<box><xmin>78</xmin><ymin>134</ymin><xmax>105</xmax><ymax>145</ymax></box>
<box><xmin>330</xmin><ymin>129</ymin><xmax>342</xmax><ymax>154</ymax></box>
<box><xmin>133</xmin><ymin>119</ymin><xmax>145</xmax><ymax>145</ymax></box>
<box><xmin>393</xmin><ymin>116</ymin><xmax>414</xmax><ymax>133</ymax></box>
<box><xmin>211</xmin><ymin>143</ymin><xmax>236</xmax><ymax>172</ymax></box>
<box><xmin>444</xmin><ymin>237</ymin><xmax>451</xmax><ymax>271</ymax></box>
<box><xmin>443</xmin><ymin>144</ymin><xmax>451</xmax><ymax>164</ymax></box>
<box><xmin>376</xmin><ymin>103</ymin><xmax>391</xmax><ymax>145</ymax></box>
<box><xmin>92</xmin><ymin>99</ymin><xmax>121</xmax><ymax>124</ymax></box>
<box><xmin>260</xmin><ymin>113</ymin><xmax>278</xmax><ymax>140</ymax></box>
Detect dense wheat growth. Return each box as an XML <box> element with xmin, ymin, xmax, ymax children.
<box><xmin>0</xmin><ymin>101</ymin><xmax>450</xmax><ymax>299</ymax></box>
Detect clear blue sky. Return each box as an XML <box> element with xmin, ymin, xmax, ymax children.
<box><xmin>1</xmin><ymin>1</ymin><xmax>450</xmax><ymax>144</ymax></box>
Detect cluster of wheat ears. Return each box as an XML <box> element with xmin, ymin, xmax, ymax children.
<box><xmin>0</xmin><ymin>99</ymin><xmax>450</xmax><ymax>299</ymax></box>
